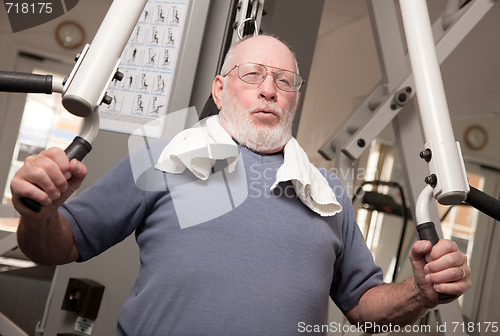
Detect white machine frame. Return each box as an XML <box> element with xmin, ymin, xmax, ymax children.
<box><xmin>319</xmin><ymin>0</ymin><xmax>497</xmax><ymax>334</ymax></box>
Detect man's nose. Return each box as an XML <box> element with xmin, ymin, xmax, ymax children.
<box><xmin>258</xmin><ymin>73</ymin><xmax>278</xmax><ymax>101</ymax></box>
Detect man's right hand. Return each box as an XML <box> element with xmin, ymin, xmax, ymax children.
<box><xmin>10</xmin><ymin>147</ymin><xmax>87</xmax><ymax>218</ymax></box>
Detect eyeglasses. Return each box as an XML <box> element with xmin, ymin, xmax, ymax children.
<box><xmin>223</xmin><ymin>62</ymin><xmax>305</xmax><ymax>92</ymax></box>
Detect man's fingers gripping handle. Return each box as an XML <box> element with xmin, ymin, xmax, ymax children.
<box><xmin>416</xmin><ymin>221</ymin><xmax>458</xmax><ymax>302</ymax></box>
<box><xmin>20</xmin><ymin>137</ymin><xmax>92</xmax><ymax>213</ymax></box>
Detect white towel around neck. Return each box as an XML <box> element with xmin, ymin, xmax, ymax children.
<box><xmin>155</xmin><ymin>115</ymin><xmax>342</xmax><ymax>217</ymax></box>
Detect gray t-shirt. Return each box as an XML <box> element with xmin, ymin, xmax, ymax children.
<box><xmin>60</xmin><ymin>139</ymin><xmax>383</xmax><ymax>336</ymax></box>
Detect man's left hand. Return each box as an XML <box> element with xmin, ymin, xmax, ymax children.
<box><xmin>409</xmin><ymin>239</ymin><xmax>471</xmax><ymax>307</ymax></box>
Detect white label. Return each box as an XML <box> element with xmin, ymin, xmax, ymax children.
<box><xmin>74</xmin><ymin>316</ymin><xmax>94</xmax><ymax>335</ymax></box>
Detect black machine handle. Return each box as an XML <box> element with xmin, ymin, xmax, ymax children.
<box><xmin>465</xmin><ymin>185</ymin><xmax>500</xmax><ymax>222</ymax></box>
<box><xmin>0</xmin><ymin>71</ymin><xmax>54</xmax><ymax>94</ymax></box>
<box><xmin>20</xmin><ymin>137</ymin><xmax>92</xmax><ymax>213</ymax></box>
<box><xmin>64</xmin><ymin>136</ymin><xmax>93</xmax><ymax>162</ymax></box>
<box><xmin>416</xmin><ymin>222</ymin><xmax>458</xmax><ymax>302</ymax></box>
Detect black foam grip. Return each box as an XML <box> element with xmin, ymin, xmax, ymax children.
<box><xmin>0</xmin><ymin>71</ymin><xmax>53</xmax><ymax>94</ymax></box>
<box><xmin>20</xmin><ymin>197</ymin><xmax>42</xmax><ymax>213</ymax></box>
<box><xmin>466</xmin><ymin>185</ymin><xmax>500</xmax><ymax>222</ymax></box>
<box><xmin>20</xmin><ymin>137</ymin><xmax>92</xmax><ymax>213</ymax></box>
<box><xmin>416</xmin><ymin>221</ymin><xmax>458</xmax><ymax>302</ymax></box>
<box><xmin>65</xmin><ymin>136</ymin><xmax>92</xmax><ymax>162</ymax></box>
<box><xmin>416</xmin><ymin>222</ymin><xmax>439</xmax><ymax>245</ymax></box>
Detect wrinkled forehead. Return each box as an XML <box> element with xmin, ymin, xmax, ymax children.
<box><xmin>232</xmin><ymin>36</ymin><xmax>298</xmax><ymax>73</ymax></box>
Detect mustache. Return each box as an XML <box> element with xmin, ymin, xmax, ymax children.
<box><xmin>249</xmin><ymin>101</ymin><xmax>282</xmax><ymax>115</ymax></box>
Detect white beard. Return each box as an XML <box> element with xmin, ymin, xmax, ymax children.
<box><xmin>219</xmin><ymin>88</ymin><xmax>297</xmax><ymax>153</ymax></box>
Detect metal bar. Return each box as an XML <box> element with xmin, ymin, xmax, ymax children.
<box><xmin>231</xmin><ymin>0</ymin><xmax>265</xmax><ymax>43</ymax></box>
<box><xmin>335</xmin><ymin>1</ymin><xmax>472</xmax><ymax>333</ymax></box>
<box><xmin>399</xmin><ymin>0</ymin><xmax>469</xmax><ymax>205</ymax></box>
<box><xmin>366</xmin><ymin>0</ymin><xmax>408</xmax><ymax>92</ymax></box>
<box><xmin>62</xmin><ymin>0</ymin><xmax>148</xmax><ymax>118</ymax></box>
<box><xmin>320</xmin><ymin>0</ymin><xmax>496</xmax><ymax>161</ymax></box>
<box><xmin>0</xmin><ymin>312</ymin><xmax>28</xmax><ymax>336</ymax></box>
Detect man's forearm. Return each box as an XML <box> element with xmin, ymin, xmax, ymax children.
<box><xmin>17</xmin><ymin>212</ymin><xmax>79</xmax><ymax>266</ymax></box>
<box><xmin>346</xmin><ymin>278</ymin><xmax>434</xmax><ymax>328</ymax></box>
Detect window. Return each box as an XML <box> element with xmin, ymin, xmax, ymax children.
<box><xmin>437</xmin><ymin>172</ymin><xmax>483</xmax><ymax>257</ymax></box>
<box><xmin>1</xmin><ymin>54</ymin><xmax>82</xmax><ymax>204</ymax></box>
<box><xmin>356</xmin><ymin>138</ymin><xmax>499</xmax><ymax>321</ymax></box>
<box><xmin>355</xmin><ymin>140</ymin><xmax>396</xmax><ymax>250</ymax></box>
<box><xmin>436</xmin><ymin>164</ymin><xmax>498</xmax><ymax>321</ymax></box>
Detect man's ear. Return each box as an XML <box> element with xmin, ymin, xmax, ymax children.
<box><xmin>212</xmin><ymin>75</ymin><xmax>224</xmax><ymax>109</ymax></box>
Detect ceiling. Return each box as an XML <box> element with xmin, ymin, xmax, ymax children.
<box><xmin>318</xmin><ymin>0</ymin><xmax>369</xmax><ymax>38</ymax></box>
<box><xmin>315</xmin><ymin>0</ymin><xmax>500</xmax><ymax>119</ymax></box>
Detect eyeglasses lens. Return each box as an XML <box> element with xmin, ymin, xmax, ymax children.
<box><xmin>237</xmin><ymin>63</ymin><xmax>302</xmax><ymax>92</ymax></box>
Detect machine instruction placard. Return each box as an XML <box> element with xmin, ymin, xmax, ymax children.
<box><xmin>99</xmin><ymin>0</ymin><xmax>189</xmax><ymax>136</ymax></box>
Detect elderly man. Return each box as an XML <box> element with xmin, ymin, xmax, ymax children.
<box><xmin>11</xmin><ymin>35</ymin><xmax>470</xmax><ymax>335</ymax></box>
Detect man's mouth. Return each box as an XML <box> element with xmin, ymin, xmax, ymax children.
<box><xmin>252</xmin><ymin>109</ymin><xmax>278</xmax><ymax>116</ymax></box>
<box><xmin>251</xmin><ymin>110</ymin><xmax>280</xmax><ymax>126</ymax></box>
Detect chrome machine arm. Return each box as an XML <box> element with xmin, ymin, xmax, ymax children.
<box><xmin>0</xmin><ymin>0</ymin><xmax>148</xmax><ymax>212</ymax></box>
<box><xmin>318</xmin><ymin>0</ymin><xmax>499</xmax><ymax>333</ymax></box>
<box><xmin>401</xmin><ymin>0</ymin><xmax>500</xmax><ymax>302</ymax></box>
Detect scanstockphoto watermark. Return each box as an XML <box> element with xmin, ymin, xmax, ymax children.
<box><xmin>329</xmin><ymin>166</ymin><xmax>373</xmax><ymax>199</ymax></box>
<box><xmin>247</xmin><ymin>164</ymin><xmax>370</xmax><ymax>200</ymax></box>
<box><xmin>298</xmin><ymin>321</ymin><xmax>432</xmax><ymax>334</ymax></box>
<box><xmin>298</xmin><ymin>321</ymin><xmax>500</xmax><ymax>334</ymax></box>
<box><xmin>3</xmin><ymin>0</ymin><xmax>80</xmax><ymax>33</ymax></box>
<box><xmin>127</xmin><ymin>108</ymin><xmax>375</xmax><ymax>228</ymax></box>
